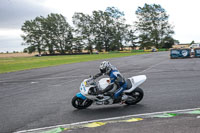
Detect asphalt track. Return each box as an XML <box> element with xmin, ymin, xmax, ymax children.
<box><xmin>0</xmin><ymin>52</ymin><xmax>200</xmax><ymax>133</ymax></box>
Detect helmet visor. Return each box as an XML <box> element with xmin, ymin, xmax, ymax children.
<box><xmin>100</xmin><ymin>68</ymin><xmax>106</xmax><ymax>73</ymax></box>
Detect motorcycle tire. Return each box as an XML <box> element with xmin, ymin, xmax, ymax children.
<box><xmin>71</xmin><ymin>96</ymin><xmax>93</xmax><ymax>109</ymax></box>
<box><xmin>125</xmin><ymin>87</ymin><xmax>144</xmax><ymax>105</ymax></box>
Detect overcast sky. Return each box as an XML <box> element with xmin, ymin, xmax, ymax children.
<box><xmin>0</xmin><ymin>0</ymin><xmax>200</xmax><ymax>52</ymax></box>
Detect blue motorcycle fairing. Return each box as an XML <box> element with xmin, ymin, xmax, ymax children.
<box><xmin>76</xmin><ymin>92</ymin><xmax>86</xmax><ymax>100</ymax></box>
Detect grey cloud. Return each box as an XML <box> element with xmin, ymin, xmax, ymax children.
<box><xmin>0</xmin><ymin>0</ymin><xmax>54</xmax><ymax>52</ymax></box>
<box><xmin>0</xmin><ymin>36</ymin><xmax>24</xmax><ymax>52</ymax></box>
<box><xmin>0</xmin><ymin>0</ymin><xmax>52</xmax><ymax>29</ymax></box>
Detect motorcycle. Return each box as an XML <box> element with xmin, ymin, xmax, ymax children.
<box><xmin>71</xmin><ymin>75</ymin><xmax>147</xmax><ymax>109</ymax></box>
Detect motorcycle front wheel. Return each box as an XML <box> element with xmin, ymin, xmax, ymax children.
<box><xmin>125</xmin><ymin>87</ymin><xmax>144</xmax><ymax>105</ymax></box>
<box><xmin>71</xmin><ymin>96</ymin><xmax>93</xmax><ymax>109</ymax></box>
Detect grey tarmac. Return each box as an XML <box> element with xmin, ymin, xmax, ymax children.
<box><xmin>63</xmin><ymin>113</ymin><xmax>200</xmax><ymax>133</ymax></box>
<box><xmin>0</xmin><ymin>51</ymin><xmax>200</xmax><ymax>133</ymax></box>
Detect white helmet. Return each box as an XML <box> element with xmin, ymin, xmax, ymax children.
<box><xmin>99</xmin><ymin>61</ymin><xmax>112</xmax><ymax>74</ymax></box>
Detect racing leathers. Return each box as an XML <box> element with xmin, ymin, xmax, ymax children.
<box><xmin>93</xmin><ymin>67</ymin><xmax>127</xmax><ymax>99</ymax></box>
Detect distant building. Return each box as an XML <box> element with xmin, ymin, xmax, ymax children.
<box><xmin>189</xmin><ymin>43</ymin><xmax>200</xmax><ymax>48</ymax></box>
<box><xmin>172</xmin><ymin>43</ymin><xmax>190</xmax><ymax>49</ymax></box>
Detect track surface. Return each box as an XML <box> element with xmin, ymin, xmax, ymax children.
<box><xmin>0</xmin><ymin>52</ymin><xmax>200</xmax><ymax>133</ymax></box>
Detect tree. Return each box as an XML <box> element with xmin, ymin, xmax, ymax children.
<box><xmin>162</xmin><ymin>36</ymin><xmax>175</xmax><ymax>48</ymax></box>
<box><xmin>91</xmin><ymin>10</ymin><xmax>114</xmax><ymax>52</ymax></box>
<box><xmin>38</xmin><ymin>15</ymin><xmax>55</xmax><ymax>54</ymax></box>
<box><xmin>45</xmin><ymin>13</ymin><xmax>73</xmax><ymax>54</ymax></box>
<box><xmin>105</xmin><ymin>7</ymin><xmax>125</xmax><ymax>19</ymax></box>
<box><xmin>91</xmin><ymin>7</ymin><xmax>129</xmax><ymax>52</ymax></box>
<box><xmin>21</xmin><ymin>8</ymin><xmax>140</xmax><ymax>54</ymax></box>
<box><xmin>21</xmin><ymin>13</ymin><xmax>73</xmax><ymax>55</ymax></box>
<box><xmin>126</xmin><ymin>29</ymin><xmax>138</xmax><ymax>49</ymax></box>
<box><xmin>106</xmin><ymin>7</ymin><xmax>131</xmax><ymax>51</ymax></box>
<box><xmin>21</xmin><ymin>18</ymin><xmax>44</xmax><ymax>55</ymax></box>
<box><xmin>23</xmin><ymin>48</ymin><xmax>28</xmax><ymax>53</ymax></box>
<box><xmin>135</xmin><ymin>3</ymin><xmax>174</xmax><ymax>49</ymax></box>
<box><xmin>73</xmin><ymin>12</ymin><xmax>94</xmax><ymax>53</ymax></box>
<box><xmin>190</xmin><ymin>40</ymin><xmax>195</xmax><ymax>45</ymax></box>
<box><xmin>64</xmin><ymin>30</ymin><xmax>74</xmax><ymax>54</ymax></box>
<box><xmin>72</xmin><ymin>36</ymin><xmax>84</xmax><ymax>53</ymax></box>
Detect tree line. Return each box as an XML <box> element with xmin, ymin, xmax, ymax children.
<box><xmin>21</xmin><ymin>4</ymin><xmax>177</xmax><ymax>55</ymax></box>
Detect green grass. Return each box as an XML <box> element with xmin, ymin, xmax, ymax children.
<box><xmin>158</xmin><ymin>48</ymin><xmax>168</xmax><ymax>51</ymax></box>
<box><xmin>0</xmin><ymin>52</ymin><xmax>149</xmax><ymax>73</ymax></box>
<box><xmin>131</xmin><ymin>49</ymin><xmax>145</xmax><ymax>52</ymax></box>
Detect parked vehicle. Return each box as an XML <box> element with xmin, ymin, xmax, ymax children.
<box><xmin>190</xmin><ymin>44</ymin><xmax>200</xmax><ymax>49</ymax></box>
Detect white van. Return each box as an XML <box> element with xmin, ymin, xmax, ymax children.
<box><xmin>190</xmin><ymin>44</ymin><xmax>200</xmax><ymax>48</ymax></box>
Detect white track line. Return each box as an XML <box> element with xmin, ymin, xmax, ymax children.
<box><xmin>15</xmin><ymin>107</ymin><xmax>200</xmax><ymax>133</ymax></box>
<box><xmin>0</xmin><ymin>75</ymin><xmax>88</xmax><ymax>83</ymax></box>
<box><xmin>138</xmin><ymin>60</ymin><xmax>167</xmax><ymax>74</ymax></box>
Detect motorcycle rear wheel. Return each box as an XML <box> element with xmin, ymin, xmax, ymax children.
<box><xmin>125</xmin><ymin>87</ymin><xmax>144</xmax><ymax>105</ymax></box>
<box><xmin>72</xmin><ymin>96</ymin><xmax>93</xmax><ymax>109</ymax></box>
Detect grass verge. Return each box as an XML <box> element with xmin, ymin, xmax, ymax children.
<box><xmin>0</xmin><ymin>52</ymin><xmax>149</xmax><ymax>73</ymax></box>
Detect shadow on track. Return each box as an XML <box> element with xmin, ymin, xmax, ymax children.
<box><xmin>70</xmin><ymin>104</ymin><xmax>146</xmax><ymax>120</ymax></box>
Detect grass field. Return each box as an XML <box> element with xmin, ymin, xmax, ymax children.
<box><xmin>0</xmin><ymin>52</ymin><xmax>149</xmax><ymax>73</ymax></box>
<box><xmin>0</xmin><ymin>52</ymin><xmax>37</xmax><ymax>58</ymax></box>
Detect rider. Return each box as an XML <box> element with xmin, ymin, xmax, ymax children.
<box><xmin>93</xmin><ymin>61</ymin><xmax>127</xmax><ymax>101</ymax></box>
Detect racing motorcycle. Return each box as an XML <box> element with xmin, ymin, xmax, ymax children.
<box><xmin>71</xmin><ymin>75</ymin><xmax>147</xmax><ymax>109</ymax></box>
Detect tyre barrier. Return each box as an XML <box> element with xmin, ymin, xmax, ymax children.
<box><xmin>194</xmin><ymin>48</ymin><xmax>200</xmax><ymax>58</ymax></box>
<box><xmin>170</xmin><ymin>48</ymin><xmax>191</xmax><ymax>59</ymax></box>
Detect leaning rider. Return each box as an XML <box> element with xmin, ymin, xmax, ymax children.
<box><xmin>93</xmin><ymin>61</ymin><xmax>127</xmax><ymax>101</ymax></box>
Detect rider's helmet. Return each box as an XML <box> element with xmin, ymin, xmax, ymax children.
<box><xmin>99</xmin><ymin>61</ymin><xmax>112</xmax><ymax>74</ymax></box>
